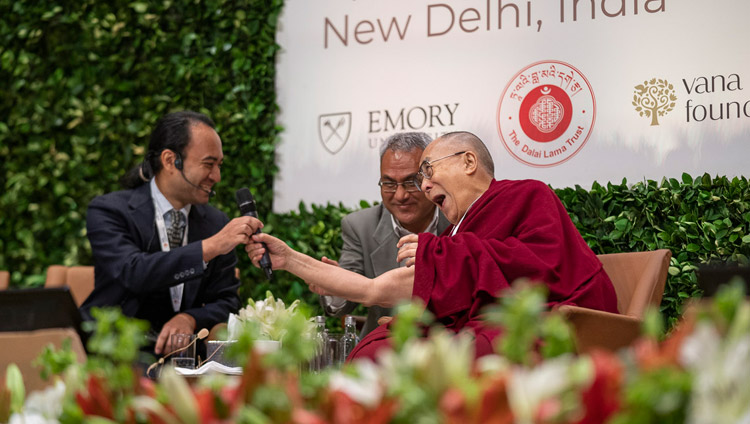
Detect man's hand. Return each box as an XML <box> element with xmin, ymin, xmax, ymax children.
<box><xmin>321</xmin><ymin>256</ymin><xmax>339</xmax><ymax>267</ymax></box>
<box><xmin>396</xmin><ymin>234</ymin><xmax>419</xmax><ymax>267</ymax></box>
<box><xmin>245</xmin><ymin>232</ymin><xmax>292</xmax><ymax>270</ymax></box>
<box><xmin>202</xmin><ymin>216</ymin><xmax>262</xmax><ymax>262</ymax></box>
<box><xmin>155</xmin><ymin>312</ymin><xmax>196</xmax><ymax>355</ymax></box>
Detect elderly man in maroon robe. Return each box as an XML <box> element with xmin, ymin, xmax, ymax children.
<box><xmin>247</xmin><ymin>131</ymin><xmax>618</xmax><ymax>361</ymax></box>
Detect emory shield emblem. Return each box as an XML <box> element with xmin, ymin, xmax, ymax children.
<box><xmin>318</xmin><ymin>112</ymin><xmax>351</xmax><ymax>154</ymax></box>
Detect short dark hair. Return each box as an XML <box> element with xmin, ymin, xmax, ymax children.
<box><xmin>120</xmin><ymin>110</ymin><xmax>215</xmax><ymax>189</ymax></box>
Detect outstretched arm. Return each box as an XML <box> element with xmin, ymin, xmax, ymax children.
<box><xmin>246</xmin><ymin>233</ymin><xmax>414</xmax><ymax>307</ymax></box>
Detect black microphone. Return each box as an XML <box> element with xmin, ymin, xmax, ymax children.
<box><xmin>235</xmin><ymin>188</ymin><xmax>273</xmax><ymax>280</ymax></box>
<box><xmin>179</xmin><ymin>169</ymin><xmax>216</xmax><ymax>198</ymax></box>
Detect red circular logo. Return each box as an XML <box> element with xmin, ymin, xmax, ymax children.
<box><xmin>497</xmin><ymin>61</ymin><xmax>596</xmax><ymax>167</ymax></box>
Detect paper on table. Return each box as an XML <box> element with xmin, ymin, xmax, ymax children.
<box><xmin>174</xmin><ymin>360</ymin><xmax>242</xmax><ymax>376</ymax></box>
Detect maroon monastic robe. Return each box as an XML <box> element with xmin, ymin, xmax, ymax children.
<box><xmin>349</xmin><ymin>179</ymin><xmax>618</xmax><ymax>361</ymax></box>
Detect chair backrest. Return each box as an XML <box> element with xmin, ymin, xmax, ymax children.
<box><xmin>44</xmin><ymin>265</ymin><xmax>95</xmax><ymax>307</ymax></box>
<box><xmin>66</xmin><ymin>266</ymin><xmax>95</xmax><ymax>307</ymax></box>
<box><xmin>44</xmin><ymin>265</ymin><xmax>68</xmax><ymax>288</ymax></box>
<box><xmin>0</xmin><ymin>270</ymin><xmax>9</xmax><ymax>290</ymax></box>
<box><xmin>596</xmin><ymin>249</ymin><xmax>671</xmax><ymax>318</ymax></box>
<box><xmin>0</xmin><ymin>328</ymin><xmax>86</xmax><ymax>393</ymax></box>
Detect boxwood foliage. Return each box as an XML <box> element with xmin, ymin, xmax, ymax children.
<box><xmin>0</xmin><ymin>0</ymin><xmax>283</xmax><ymax>284</ymax></box>
<box><xmin>556</xmin><ymin>173</ymin><xmax>750</xmax><ymax>325</ymax></box>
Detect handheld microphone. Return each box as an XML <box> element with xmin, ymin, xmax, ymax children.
<box><xmin>235</xmin><ymin>188</ymin><xmax>273</xmax><ymax>280</ymax></box>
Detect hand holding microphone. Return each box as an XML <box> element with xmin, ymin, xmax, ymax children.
<box><xmin>236</xmin><ymin>188</ymin><xmax>273</xmax><ymax>280</ymax></box>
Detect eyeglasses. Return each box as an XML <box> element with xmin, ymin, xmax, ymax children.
<box><xmin>416</xmin><ymin>151</ymin><xmax>466</xmax><ymax>185</ymax></box>
<box><xmin>378</xmin><ymin>178</ymin><xmax>421</xmax><ymax>193</ymax></box>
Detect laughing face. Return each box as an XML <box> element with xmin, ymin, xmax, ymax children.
<box><xmin>418</xmin><ymin>143</ymin><xmax>469</xmax><ymax>225</ymax></box>
<box><xmin>175</xmin><ymin>123</ymin><xmax>223</xmax><ymax>206</ymax></box>
<box><xmin>380</xmin><ymin>148</ymin><xmax>436</xmax><ymax>234</ymax></box>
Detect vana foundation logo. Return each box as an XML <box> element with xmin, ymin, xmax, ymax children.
<box><xmin>632</xmin><ymin>78</ymin><xmax>677</xmax><ymax>126</ymax></box>
<box><xmin>497</xmin><ymin>60</ymin><xmax>596</xmax><ymax>167</ymax></box>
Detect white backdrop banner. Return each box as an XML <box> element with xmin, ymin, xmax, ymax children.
<box><xmin>273</xmin><ymin>0</ymin><xmax>750</xmax><ymax>212</ymax></box>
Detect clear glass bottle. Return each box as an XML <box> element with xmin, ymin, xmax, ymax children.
<box><xmin>339</xmin><ymin>315</ymin><xmax>359</xmax><ymax>365</ymax></box>
<box><xmin>310</xmin><ymin>315</ymin><xmax>328</xmax><ymax>372</ymax></box>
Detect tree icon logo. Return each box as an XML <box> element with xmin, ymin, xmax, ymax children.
<box><xmin>632</xmin><ymin>78</ymin><xmax>677</xmax><ymax>126</ymax></box>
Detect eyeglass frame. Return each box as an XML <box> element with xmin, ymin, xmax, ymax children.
<box><xmin>416</xmin><ymin>151</ymin><xmax>467</xmax><ymax>187</ymax></box>
<box><xmin>378</xmin><ymin>177</ymin><xmax>421</xmax><ymax>193</ymax></box>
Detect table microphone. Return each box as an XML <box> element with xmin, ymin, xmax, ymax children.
<box><xmin>145</xmin><ymin>328</ymin><xmax>210</xmax><ymax>377</ymax></box>
<box><xmin>236</xmin><ymin>188</ymin><xmax>273</xmax><ymax>280</ymax></box>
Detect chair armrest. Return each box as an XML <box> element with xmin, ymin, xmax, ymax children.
<box><xmin>556</xmin><ymin>305</ymin><xmax>643</xmax><ymax>354</ymax></box>
<box><xmin>208</xmin><ymin>322</ymin><xmax>228</xmax><ymax>341</ymax></box>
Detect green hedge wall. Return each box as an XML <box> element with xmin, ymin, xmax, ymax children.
<box><xmin>0</xmin><ymin>0</ymin><xmax>283</xmax><ymax>284</ymax></box>
<box><xmin>265</xmin><ymin>175</ymin><xmax>750</xmax><ymax>325</ymax></box>
<box><xmin>2</xmin><ymin>1</ymin><xmax>748</xmax><ymax>325</ymax></box>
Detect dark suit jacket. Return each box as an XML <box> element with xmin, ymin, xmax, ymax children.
<box><xmin>80</xmin><ymin>183</ymin><xmax>240</xmax><ymax>334</ymax></box>
<box><xmin>322</xmin><ymin>204</ymin><xmax>450</xmax><ymax>337</ymax></box>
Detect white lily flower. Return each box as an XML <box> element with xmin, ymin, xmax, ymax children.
<box><xmin>329</xmin><ymin>360</ymin><xmax>383</xmax><ymax>408</ymax></box>
<box><xmin>9</xmin><ymin>379</ymin><xmax>66</xmax><ymax>424</ymax></box>
<box><xmin>228</xmin><ymin>291</ymin><xmax>303</xmax><ymax>341</ymax></box>
<box><xmin>507</xmin><ymin>355</ymin><xmax>592</xmax><ymax>424</ymax></box>
<box><xmin>682</xmin><ymin>321</ymin><xmax>750</xmax><ymax>424</ymax></box>
<box><xmin>376</xmin><ymin>328</ymin><xmax>475</xmax><ymax>396</ymax></box>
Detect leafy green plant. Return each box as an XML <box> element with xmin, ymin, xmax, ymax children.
<box><xmin>557</xmin><ymin>173</ymin><xmax>750</xmax><ymax>326</ymax></box>
<box><xmin>0</xmin><ymin>0</ymin><xmax>283</xmax><ymax>286</ymax></box>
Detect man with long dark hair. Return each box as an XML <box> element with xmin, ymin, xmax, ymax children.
<box><xmin>81</xmin><ymin>110</ymin><xmax>262</xmax><ymax>355</ymax></box>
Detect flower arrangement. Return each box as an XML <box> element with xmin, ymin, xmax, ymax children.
<box><xmin>2</xmin><ymin>281</ymin><xmax>750</xmax><ymax>423</ymax></box>
<box><xmin>227</xmin><ymin>291</ymin><xmax>308</xmax><ymax>341</ymax></box>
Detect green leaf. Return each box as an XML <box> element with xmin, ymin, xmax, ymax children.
<box><xmin>130</xmin><ymin>2</ymin><xmax>148</xmax><ymax>13</ymax></box>
<box><xmin>5</xmin><ymin>364</ymin><xmax>24</xmax><ymax>414</ymax></box>
<box><xmin>614</xmin><ymin>218</ymin><xmax>630</xmax><ymax>231</ymax></box>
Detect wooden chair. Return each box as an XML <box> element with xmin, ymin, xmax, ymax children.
<box><xmin>44</xmin><ymin>265</ymin><xmax>95</xmax><ymax>307</ymax></box>
<box><xmin>557</xmin><ymin>249</ymin><xmax>672</xmax><ymax>353</ymax></box>
<box><xmin>0</xmin><ymin>328</ymin><xmax>87</xmax><ymax>392</ymax></box>
<box><xmin>44</xmin><ymin>265</ymin><xmax>68</xmax><ymax>288</ymax></box>
<box><xmin>0</xmin><ymin>270</ymin><xmax>9</xmax><ymax>290</ymax></box>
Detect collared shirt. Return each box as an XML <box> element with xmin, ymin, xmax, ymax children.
<box><xmin>391</xmin><ymin>206</ymin><xmax>441</xmax><ymax>239</ymax></box>
<box><xmin>149</xmin><ymin>179</ymin><xmax>193</xmax><ymax>313</ymax></box>
<box><xmin>150</xmin><ymin>178</ymin><xmax>191</xmax><ymax>238</ymax></box>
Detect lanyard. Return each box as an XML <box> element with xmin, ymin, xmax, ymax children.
<box><xmin>153</xmin><ymin>200</ymin><xmax>186</xmax><ymax>312</ymax></box>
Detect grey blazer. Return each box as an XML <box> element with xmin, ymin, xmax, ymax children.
<box><xmin>321</xmin><ymin>204</ymin><xmax>450</xmax><ymax>337</ymax></box>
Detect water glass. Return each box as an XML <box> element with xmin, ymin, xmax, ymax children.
<box><xmin>170</xmin><ymin>333</ymin><xmax>196</xmax><ymax>369</ymax></box>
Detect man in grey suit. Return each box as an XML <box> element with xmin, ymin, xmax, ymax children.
<box><xmin>320</xmin><ymin>132</ymin><xmax>450</xmax><ymax>337</ymax></box>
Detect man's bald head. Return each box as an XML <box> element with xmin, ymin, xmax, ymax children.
<box><xmin>433</xmin><ymin>131</ymin><xmax>495</xmax><ymax>177</ymax></box>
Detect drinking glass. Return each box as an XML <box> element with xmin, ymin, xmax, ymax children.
<box><xmin>170</xmin><ymin>333</ymin><xmax>196</xmax><ymax>369</ymax></box>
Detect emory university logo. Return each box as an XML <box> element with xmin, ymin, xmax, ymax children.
<box><xmin>318</xmin><ymin>112</ymin><xmax>351</xmax><ymax>154</ymax></box>
<box><xmin>497</xmin><ymin>61</ymin><xmax>596</xmax><ymax>167</ymax></box>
